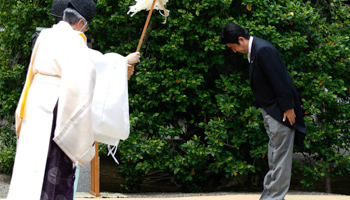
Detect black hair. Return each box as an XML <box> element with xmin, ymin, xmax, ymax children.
<box><xmin>220</xmin><ymin>23</ymin><xmax>250</xmax><ymax>44</ymax></box>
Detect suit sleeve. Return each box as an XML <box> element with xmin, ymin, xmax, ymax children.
<box><xmin>256</xmin><ymin>46</ymin><xmax>294</xmax><ymax>111</ymax></box>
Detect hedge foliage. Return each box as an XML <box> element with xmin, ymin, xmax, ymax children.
<box><xmin>1</xmin><ymin>0</ymin><xmax>350</xmax><ymax>192</ymax></box>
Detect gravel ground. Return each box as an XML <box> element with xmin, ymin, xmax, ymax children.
<box><xmin>125</xmin><ymin>191</ymin><xmax>338</xmax><ymax>197</ymax></box>
<box><xmin>0</xmin><ymin>173</ymin><xmax>345</xmax><ymax>199</ymax></box>
<box><xmin>0</xmin><ymin>174</ymin><xmax>10</xmax><ymax>198</ymax></box>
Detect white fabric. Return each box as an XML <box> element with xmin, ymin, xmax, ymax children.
<box><xmin>90</xmin><ymin>50</ymin><xmax>130</xmax><ymax>164</ymax></box>
<box><xmin>8</xmin><ymin>21</ymin><xmax>131</xmax><ymax>199</ymax></box>
<box><xmin>48</xmin><ymin>22</ymin><xmax>96</xmax><ymax>167</ymax></box>
<box><xmin>8</xmin><ymin>75</ymin><xmax>61</xmax><ymax>200</ymax></box>
<box><xmin>90</xmin><ymin>51</ymin><xmax>130</xmax><ymax>146</ymax></box>
<box><xmin>8</xmin><ymin>21</ymin><xmax>95</xmax><ymax>200</ymax></box>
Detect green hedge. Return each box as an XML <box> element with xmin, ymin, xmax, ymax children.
<box><xmin>1</xmin><ymin>0</ymin><xmax>349</xmax><ymax>192</ymax></box>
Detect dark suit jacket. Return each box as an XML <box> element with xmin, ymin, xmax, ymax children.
<box><xmin>249</xmin><ymin>37</ymin><xmax>306</xmax><ymax>147</ymax></box>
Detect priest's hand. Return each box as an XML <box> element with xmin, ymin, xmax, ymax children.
<box><xmin>126</xmin><ymin>52</ymin><xmax>140</xmax><ymax>65</ymax></box>
<box><xmin>128</xmin><ymin>65</ymin><xmax>134</xmax><ymax>80</ymax></box>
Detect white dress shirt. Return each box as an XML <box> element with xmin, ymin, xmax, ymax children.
<box><xmin>248</xmin><ymin>36</ymin><xmax>254</xmax><ymax>63</ymax></box>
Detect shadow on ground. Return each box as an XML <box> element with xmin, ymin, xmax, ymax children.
<box><xmin>99</xmin><ymin>156</ymin><xmax>350</xmax><ymax>195</ymax></box>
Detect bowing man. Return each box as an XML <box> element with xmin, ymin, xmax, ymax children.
<box><xmin>220</xmin><ymin>23</ymin><xmax>306</xmax><ymax>200</ymax></box>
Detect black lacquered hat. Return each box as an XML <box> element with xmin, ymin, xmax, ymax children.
<box><xmin>50</xmin><ymin>0</ymin><xmax>69</xmax><ymax>18</ymax></box>
<box><xmin>68</xmin><ymin>0</ymin><xmax>96</xmax><ymax>23</ymax></box>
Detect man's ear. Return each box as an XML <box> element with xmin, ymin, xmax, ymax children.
<box><xmin>238</xmin><ymin>36</ymin><xmax>245</xmax><ymax>45</ymax></box>
<box><xmin>72</xmin><ymin>19</ymin><xmax>85</xmax><ymax>31</ymax></box>
<box><xmin>78</xmin><ymin>19</ymin><xmax>85</xmax><ymax>26</ymax></box>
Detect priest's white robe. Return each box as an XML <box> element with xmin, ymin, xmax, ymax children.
<box><xmin>89</xmin><ymin>50</ymin><xmax>130</xmax><ymax>147</ymax></box>
<box><xmin>7</xmin><ymin>21</ymin><xmax>130</xmax><ymax>200</ymax></box>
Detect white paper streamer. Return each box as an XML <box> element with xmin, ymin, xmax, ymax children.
<box><xmin>127</xmin><ymin>0</ymin><xmax>169</xmax><ymax>18</ymax></box>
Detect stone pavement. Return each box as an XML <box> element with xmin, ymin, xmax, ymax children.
<box><xmin>2</xmin><ymin>170</ymin><xmax>350</xmax><ymax>200</ymax></box>
<box><xmin>1</xmin><ymin>190</ymin><xmax>350</xmax><ymax>200</ymax></box>
<box><xmin>72</xmin><ymin>192</ymin><xmax>350</xmax><ymax>200</ymax></box>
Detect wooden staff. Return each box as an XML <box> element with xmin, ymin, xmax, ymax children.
<box><xmin>128</xmin><ymin>0</ymin><xmax>157</xmax><ymax>80</ymax></box>
<box><xmin>89</xmin><ymin>142</ymin><xmax>101</xmax><ymax>197</ymax></box>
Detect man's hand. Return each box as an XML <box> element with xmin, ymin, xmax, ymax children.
<box><xmin>283</xmin><ymin>109</ymin><xmax>296</xmax><ymax>126</ymax></box>
<box><xmin>126</xmin><ymin>52</ymin><xmax>140</xmax><ymax>65</ymax></box>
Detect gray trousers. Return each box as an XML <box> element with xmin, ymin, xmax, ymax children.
<box><xmin>260</xmin><ymin>109</ymin><xmax>295</xmax><ymax>200</ymax></box>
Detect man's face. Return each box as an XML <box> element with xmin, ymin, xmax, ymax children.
<box><xmin>226</xmin><ymin>43</ymin><xmax>245</xmax><ymax>54</ymax></box>
<box><xmin>225</xmin><ymin>37</ymin><xmax>249</xmax><ymax>54</ymax></box>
